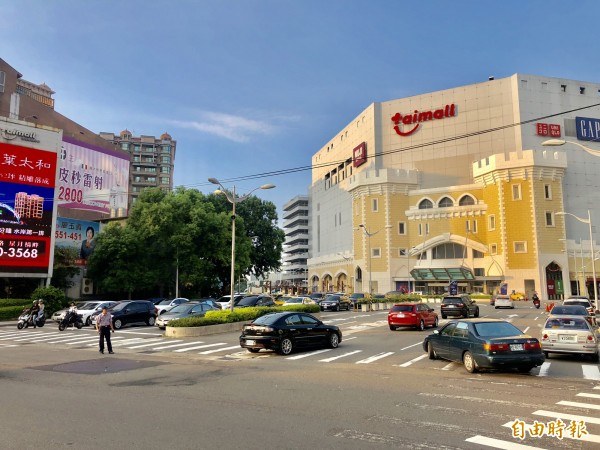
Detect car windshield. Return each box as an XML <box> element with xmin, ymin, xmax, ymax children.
<box><xmin>111</xmin><ymin>302</ymin><xmax>128</xmax><ymax>311</ymax></box>
<box><xmin>325</xmin><ymin>296</ymin><xmax>340</xmax><ymax>301</ymax></box>
<box><xmin>443</xmin><ymin>297</ymin><xmax>464</xmax><ymax>304</ymax></box>
<box><xmin>168</xmin><ymin>304</ymin><xmax>195</xmax><ymax>314</ymax></box>
<box><xmin>237</xmin><ymin>297</ymin><xmax>258</xmax><ymax>306</ymax></box>
<box><xmin>551</xmin><ymin>306</ymin><xmax>586</xmax><ymax>315</ymax></box>
<box><xmin>350</xmin><ymin>294</ymin><xmax>364</xmax><ymax>299</ymax></box>
<box><xmin>391</xmin><ymin>305</ymin><xmax>414</xmax><ymax>312</ymax></box>
<box><xmin>286</xmin><ymin>298</ymin><xmax>303</xmax><ymax>304</ymax></box>
<box><xmin>564</xmin><ymin>301</ymin><xmax>591</xmax><ymax>308</ymax></box>
<box><xmin>78</xmin><ymin>302</ymin><xmax>96</xmax><ymax>309</ymax></box>
<box><xmin>474</xmin><ymin>322</ymin><xmax>523</xmax><ymax>337</ymax></box>
<box><xmin>545</xmin><ymin>317</ymin><xmax>589</xmax><ymax>330</ymax></box>
<box><xmin>158</xmin><ymin>300</ymin><xmax>173</xmax><ymax>305</ymax></box>
<box><xmin>252</xmin><ymin>313</ymin><xmax>282</xmax><ymax>325</ymax></box>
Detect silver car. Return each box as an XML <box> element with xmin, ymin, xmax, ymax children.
<box><xmin>155</xmin><ymin>302</ymin><xmax>219</xmax><ymax>329</ymax></box>
<box><xmin>51</xmin><ymin>302</ymin><xmax>86</xmax><ymax>323</ymax></box>
<box><xmin>541</xmin><ymin>315</ymin><xmax>598</xmax><ymax>361</ymax></box>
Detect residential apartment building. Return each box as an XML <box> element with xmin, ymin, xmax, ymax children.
<box><xmin>308</xmin><ymin>73</ymin><xmax>600</xmax><ymax>300</ymax></box>
<box><xmin>99</xmin><ymin>130</ymin><xmax>176</xmax><ymax>207</ymax></box>
<box><xmin>278</xmin><ymin>195</ymin><xmax>310</xmax><ymax>293</ymax></box>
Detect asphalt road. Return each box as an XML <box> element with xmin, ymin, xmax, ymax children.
<box><xmin>1</xmin><ymin>302</ymin><xmax>599</xmax><ymax>449</ymax></box>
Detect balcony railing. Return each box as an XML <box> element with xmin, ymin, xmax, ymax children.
<box><xmin>16</xmin><ymin>86</ymin><xmax>54</xmax><ymax>108</ymax></box>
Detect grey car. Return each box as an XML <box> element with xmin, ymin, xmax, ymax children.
<box><xmin>155</xmin><ymin>302</ymin><xmax>219</xmax><ymax>329</ymax></box>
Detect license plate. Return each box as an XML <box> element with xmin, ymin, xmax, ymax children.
<box><xmin>559</xmin><ymin>335</ymin><xmax>576</xmax><ymax>342</ymax></box>
<box><xmin>510</xmin><ymin>344</ymin><xmax>524</xmax><ymax>351</ymax></box>
<box><xmin>245</xmin><ymin>340</ymin><xmax>255</xmax><ymax>346</ymax></box>
<box><xmin>447</xmin><ymin>305</ymin><xmax>456</xmax><ymax>308</ymax></box>
<box><xmin>397</xmin><ymin>313</ymin><xmax>405</xmax><ymax>318</ymax></box>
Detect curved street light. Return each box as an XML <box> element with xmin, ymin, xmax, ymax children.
<box><xmin>358</xmin><ymin>224</ymin><xmax>391</xmax><ymax>295</ymax></box>
<box><xmin>542</xmin><ymin>139</ymin><xmax>600</xmax><ymax>157</ymax></box>
<box><xmin>208</xmin><ymin>178</ymin><xmax>275</xmax><ymax>311</ymax></box>
<box><xmin>556</xmin><ymin>210</ymin><xmax>597</xmax><ymax>302</ymax></box>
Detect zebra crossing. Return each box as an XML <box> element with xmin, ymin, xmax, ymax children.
<box><xmin>1</xmin><ymin>328</ymin><xmax>599</xmax><ymax>381</ymax></box>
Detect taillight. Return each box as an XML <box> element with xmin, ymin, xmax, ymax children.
<box><xmin>441</xmin><ymin>304</ymin><xmax>447</xmax><ymax>308</ymax></box>
<box><xmin>524</xmin><ymin>341</ymin><xmax>541</xmax><ymax>350</ymax></box>
<box><xmin>457</xmin><ymin>303</ymin><xmax>465</xmax><ymax>308</ymax></box>
<box><xmin>484</xmin><ymin>343</ymin><xmax>509</xmax><ymax>351</ymax></box>
<box><xmin>542</xmin><ymin>334</ymin><xmax>549</xmax><ymax>341</ymax></box>
<box><xmin>587</xmin><ymin>334</ymin><xmax>595</xmax><ymax>342</ymax></box>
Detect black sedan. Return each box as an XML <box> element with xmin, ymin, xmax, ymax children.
<box><xmin>320</xmin><ymin>295</ymin><xmax>352</xmax><ymax>311</ymax></box>
<box><xmin>422</xmin><ymin>319</ymin><xmax>544</xmax><ymax>373</ymax></box>
<box><xmin>239</xmin><ymin>312</ymin><xmax>342</xmax><ymax>355</ymax></box>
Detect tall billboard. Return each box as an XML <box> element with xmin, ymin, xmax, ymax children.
<box><xmin>55</xmin><ymin>217</ymin><xmax>100</xmax><ymax>265</ymax></box>
<box><xmin>59</xmin><ymin>137</ymin><xmax>129</xmax><ymax>216</ymax></box>
<box><xmin>0</xmin><ymin>120</ymin><xmax>61</xmax><ymax>277</ymax></box>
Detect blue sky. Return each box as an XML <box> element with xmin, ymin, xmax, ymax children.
<box><xmin>2</xmin><ymin>0</ymin><xmax>600</xmax><ymax>215</ymax></box>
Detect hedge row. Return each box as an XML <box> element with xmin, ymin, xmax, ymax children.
<box><xmin>168</xmin><ymin>304</ymin><xmax>321</xmax><ymax>328</ymax></box>
<box><xmin>0</xmin><ymin>299</ymin><xmax>34</xmax><ymax>308</ymax></box>
<box><xmin>0</xmin><ymin>305</ymin><xmax>27</xmax><ymax>321</ymax></box>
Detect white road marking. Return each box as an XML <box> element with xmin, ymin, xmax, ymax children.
<box><xmin>441</xmin><ymin>362</ymin><xmax>454</xmax><ymax>371</ymax></box>
<box><xmin>0</xmin><ymin>343</ymin><xmax>17</xmax><ymax>347</ymax></box>
<box><xmin>343</xmin><ymin>336</ymin><xmax>357</xmax><ymax>341</ymax></box>
<box><xmin>577</xmin><ymin>392</ymin><xmax>600</xmax><ymax>399</ymax></box>
<box><xmin>594</xmin><ymin>386</ymin><xmax>600</xmax><ymax>390</ymax></box>
<box><xmin>126</xmin><ymin>338</ymin><xmax>168</xmax><ymax>349</ymax></box>
<box><xmin>115</xmin><ymin>330</ymin><xmax>164</xmax><ymax>336</ymax></box>
<box><xmin>537</xmin><ymin>361</ymin><xmax>551</xmax><ymax>377</ymax></box>
<box><xmin>356</xmin><ymin>352</ymin><xmax>395</xmax><ymax>364</ymax></box>
<box><xmin>502</xmin><ymin>422</ymin><xmax>600</xmax><ymax>443</ymax></box>
<box><xmin>45</xmin><ymin>336</ymin><xmax>102</xmax><ymax>344</ymax></box>
<box><xmin>400</xmin><ymin>342</ymin><xmax>422</xmax><ymax>351</ymax></box>
<box><xmin>465</xmin><ymin>435</ymin><xmax>546</xmax><ymax>449</ymax></box>
<box><xmin>533</xmin><ymin>409</ymin><xmax>600</xmax><ymax>425</ymax></box>
<box><xmin>199</xmin><ymin>345</ymin><xmax>240</xmax><ymax>354</ymax></box>
<box><xmin>319</xmin><ymin>350</ymin><xmax>362</xmax><ymax>362</ymax></box>
<box><xmin>174</xmin><ymin>343</ymin><xmax>226</xmax><ymax>352</ymax></box>
<box><xmin>152</xmin><ymin>341</ymin><xmax>206</xmax><ymax>350</ymax></box>
<box><xmin>557</xmin><ymin>400</ymin><xmax>600</xmax><ymax>410</ymax></box>
<box><xmin>86</xmin><ymin>338</ymin><xmax>144</xmax><ymax>347</ymax></box>
<box><xmin>534</xmin><ymin>316</ymin><xmax>539</xmax><ymax>321</ymax></box>
<box><xmin>11</xmin><ymin>334</ymin><xmax>67</xmax><ymax>342</ymax></box>
<box><xmin>397</xmin><ymin>354</ymin><xmax>428</xmax><ymax>368</ymax></box>
<box><xmin>286</xmin><ymin>349</ymin><xmax>333</xmax><ymax>360</ymax></box>
<box><xmin>523</xmin><ymin>327</ymin><xmax>530</xmax><ymax>333</ymax></box>
<box><xmin>582</xmin><ymin>365</ymin><xmax>600</xmax><ymax>380</ymax></box>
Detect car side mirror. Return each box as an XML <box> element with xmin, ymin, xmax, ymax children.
<box><xmin>433</xmin><ymin>330</ymin><xmax>440</xmax><ymax>334</ymax></box>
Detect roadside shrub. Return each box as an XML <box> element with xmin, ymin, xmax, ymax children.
<box><xmin>385</xmin><ymin>294</ymin><xmax>422</xmax><ymax>303</ymax></box>
<box><xmin>0</xmin><ymin>305</ymin><xmax>27</xmax><ymax>321</ymax></box>
<box><xmin>470</xmin><ymin>294</ymin><xmax>491</xmax><ymax>299</ymax></box>
<box><xmin>0</xmin><ymin>298</ymin><xmax>34</xmax><ymax>308</ymax></box>
<box><xmin>31</xmin><ymin>286</ymin><xmax>67</xmax><ymax>314</ymax></box>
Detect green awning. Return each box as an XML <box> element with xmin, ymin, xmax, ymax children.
<box><xmin>410</xmin><ymin>267</ymin><xmax>475</xmax><ymax>281</ymax></box>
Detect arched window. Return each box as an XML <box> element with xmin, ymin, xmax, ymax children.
<box><xmin>355</xmin><ymin>266</ymin><xmax>362</xmax><ymax>281</ymax></box>
<box><xmin>418</xmin><ymin>199</ymin><xmax>433</xmax><ymax>209</ymax></box>
<box><xmin>438</xmin><ymin>197</ymin><xmax>453</xmax><ymax>208</ymax></box>
<box><xmin>459</xmin><ymin>195</ymin><xmax>475</xmax><ymax>206</ymax></box>
<box><xmin>432</xmin><ymin>243</ymin><xmax>466</xmax><ymax>259</ymax></box>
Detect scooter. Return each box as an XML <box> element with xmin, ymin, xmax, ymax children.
<box><xmin>532</xmin><ymin>296</ymin><xmax>540</xmax><ymax>309</ymax></box>
<box><xmin>17</xmin><ymin>311</ymin><xmax>46</xmax><ymax>329</ymax></box>
<box><xmin>58</xmin><ymin>310</ymin><xmax>84</xmax><ymax>331</ymax></box>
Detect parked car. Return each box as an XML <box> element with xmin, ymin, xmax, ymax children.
<box><xmin>567</xmin><ymin>295</ymin><xmax>595</xmax><ymax>305</ymax></box>
<box><xmin>282</xmin><ymin>296</ymin><xmax>316</xmax><ymax>306</ymax></box>
<box><xmin>190</xmin><ymin>298</ymin><xmax>221</xmax><ymax>310</ymax></box>
<box><xmin>388</xmin><ymin>303</ymin><xmax>438</xmax><ymax>331</ymax></box>
<box><xmin>90</xmin><ymin>300</ymin><xmax>157</xmax><ymax>329</ymax></box>
<box><xmin>155</xmin><ymin>298</ymin><xmax>189</xmax><ymax>315</ymax></box>
<box><xmin>349</xmin><ymin>293</ymin><xmax>366</xmax><ymax>308</ymax></box>
<box><xmin>146</xmin><ymin>298</ymin><xmax>167</xmax><ymax>305</ymax></box>
<box><xmin>77</xmin><ymin>301</ymin><xmax>120</xmax><ymax>326</ymax></box>
<box><xmin>239</xmin><ymin>312</ymin><xmax>342</xmax><ymax>355</ymax></box>
<box><xmin>494</xmin><ymin>295</ymin><xmax>514</xmax><ymax>309</ymax></box>
<box><xmin>541</xmin><ymin>315</ymin><xmax>598</xmax><ymax>361</ymax></box>
<box><xmin>51</xmin><ymin>302</ymin><xmax>87</xmax><ymax>323</ymax></box>
<box><xmin>309</xmin><ymin>293</ymin><xmax>326</xmax><ymax>304</ymax></box>
<box><xmin>423</xmin><ymin>319</ymin><xmax>545</xmax><ymax>373</ymax></box>
<box><xmin>155</xmin><ymin>302</ymin><xmax>219</xmax><ymax>329</ymax></box>
<box><xmin>549</xmin><ymin>304</ymin><xmax>595</xmax><ymax>325</ymax></box>
<box><xmin>320</xmin><ymin>294</ymin><xmax>352</xmax><ymax>311</ymax></box>
<box><xmin>563</xmin><ymin>298</ymin><xmax>597</xmax><ymax>316</ymax></box>
<box><xmin>440</xmin><ymin>295</ymin><xmax>479</xmax><ymax>319</ymax></box>
<box><xmin>217</xmin><ymin>294</ymin><xmax>246</xmax><ymax>309</ymax></box>
<box><xmin>234</xmin><ymin>295</ymin><xmax>276</xmax><ymax>309</ymax></box>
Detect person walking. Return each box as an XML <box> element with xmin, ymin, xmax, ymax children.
<box><xmin>95</xmin><ymin>306</ymin><xmax>115</xmax><ymax>354</ymax></box>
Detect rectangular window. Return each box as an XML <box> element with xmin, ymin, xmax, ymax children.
<box><xmin>425</xmin><ymin>223</ymin><xmax>429</xmax><ymax>235</ymax></box>
<box><xmin>0</xmin><ymin>70</ymin><xmax>5</xmax><ymax>92</ymax></box>
<box><xmin>472</xmin><ymin>220</ymin><xmax>477</xmax><ymax>233</ymax></box>
<box><xmin>121</xmin><ymin>143</ymin><xmax>129</xmax><ymax>150</ymax></box>
<box><xmin>372</xmin><ymin>198</ymin><xmax>378</xmax><ymax>212</ymax></box>
<box><xmin>514</xmin><ymin>241</ymin><xmax>527</xmax><ymax>253</ymax></box>
<box><xmin>418</xmin><ymin>224</ymin><xmax>423</xmax><ymax>236</ymax></box>
<box><xmin>339</xmin><ymin>212</ymin><xmax>341</xmax><ymax>225</ymax></box>
<box><xmin>162</xmin><ymin>145</ymin><xmax>171</xmax><ymax>153</ymax></box>
<box><xmin>474</xmin><ymin>268</ymin><xmax>485</xmax><ymax>277</ymax></box>
<box><xmin>465</xmin><ymin>220</ymin><xmax>470</xmax><ymax>232</ymax></box>
<box><xmin>580</xmin><ymin>87</ymin><xmax>586</xmax><ymax>95</ymax></box>
<box><xmin>160</xmin><ymin>166</ymin><xmax>170</xmax><ymax>173</ymax></box>
<box><xmin>372</xmin><ymin>248</ymin><xmax>381</xmax><ymax>258</ymax></box>
<box><xmin>544</xmin><ymin>184</ymin><xmax>552</xmax><ymax>200</ymax></box>
<box><xmin>398</xmin><ymin>222</ymin><xmax>406</xmax><ymax>235</ymax></box>
<box><xmin>162</xmin><ymin>156</ymin><xmax>171</xmax><ymax>163</ymax></box>
<box><xmin>545</xmin><ymin>211</ymin><xmax>555</xmax><ymax>227</ymax></box>
<box><xmin>488</xmin><ymin>215</ymin><xmax>496</xmax><ymax>231</ymax></box>
<box><xmin>399</xmin><ymin>248</ymin><xmax>407</xmax><ymax>256</ymax></box>
<box><xmin>133</xmin><ymin>145</ymin><xmax>140</xmax><ymax>152</ymax></box>
<box><xmin>490</xmin><ymin>244</ymin><xmax>497</xmax><ymax>255</ymax></box>
<box><xmin>473</xmin><ymin>250</ymin><xmax>484</xmax><ymax>258</ymax></box>
<box><xmin>561</xmin><ymin>84</ymin><xmax>567</xmax><ymax>92</ymax></box>
<box><xmin>512</xmin><ymin>184</ymin><xmax>522</xmax><ymax>200</ymax></box>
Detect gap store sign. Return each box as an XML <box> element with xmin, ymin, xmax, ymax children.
<box><xmin>576</xmin><ymin>117</ymin><xmax>600</xmax><ymax>142</ymax></box>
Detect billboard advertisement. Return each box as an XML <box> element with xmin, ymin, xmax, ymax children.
<box><xmin>59</xmin><ymin>137</ymin><xmax>129</xmax><ymax>216</ymax></box>
<box><xmin>576</xmin><ymin>116</ymin><xmax>600</xmax><ymax>142</ymax></box>
<box><xmin>0</xmin><ymin>140</ymin><xmax>58</xmax><ymax>275</ymax></box>
<box><xmin>55</xmin><ymin>217</ymin><xmax>100</xmax><ymax>265</ymax></box>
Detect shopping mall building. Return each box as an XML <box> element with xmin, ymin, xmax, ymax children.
<box><xmin>307</xmin><ymin>74</ymin><xmax>600</xmax><ymax>300</ymax></box>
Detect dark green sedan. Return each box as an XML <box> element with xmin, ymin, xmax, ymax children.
<box><xmin>422</xmin><ymin>318</ymin><xmax>545</xmax><ymax>373</ymax></box>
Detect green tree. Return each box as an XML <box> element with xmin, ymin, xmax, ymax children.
<box><xmin>31</xmin><ymin>285</ymin><xmax>67</xmax><ymax>314</ymax></box>
<box><xmin>50</xmin><ymin>246</ymin><xmax>80</xmax><ymax>289</ymax></box>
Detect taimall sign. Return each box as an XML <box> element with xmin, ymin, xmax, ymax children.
<box><xmin>391</xmin><ymin>104</ymin><xmax>456</xmax><ymax>137</ymax></box>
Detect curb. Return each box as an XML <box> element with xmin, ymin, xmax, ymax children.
<box><xmin>164</xmin><ymin>320</ymin><xmax>253</xmax><ymax>337</ymax></box>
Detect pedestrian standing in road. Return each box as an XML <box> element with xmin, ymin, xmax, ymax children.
<box><xmin>95</xmin><ymin>306</ymin><xmax>115</xmax><ymax>354</ymax></box>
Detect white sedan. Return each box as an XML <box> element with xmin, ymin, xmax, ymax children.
<box><xmin>282</xmin><ymin>296</ymin><xmax>316</xmax><ymax>306</ymax></box>
<box><xmin>494</xmin><ymin>295</ymin><xmax>514</xmax><ymax>309</ymax></box>
<box><xmin>155</xmin><ymin>298</ymin><xmax>189</xmax><ymax>315</ymax></box>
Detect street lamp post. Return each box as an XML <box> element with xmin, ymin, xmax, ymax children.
<box><xmin>556</xmin><ymin>210</ymin><xmax>597</xmax><ymax>302</ymax></box>
<box><xmin>358</xmin><ymin>224</ymin><xmax>391</xmax><ymax>295</ymax></box>
<box><xmin>208</xmin><ymin>178</ymin><xmax>275</xmax><ymax>312</ymax></box>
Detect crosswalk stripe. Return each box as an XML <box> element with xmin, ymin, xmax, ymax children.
<box><xmin>66</xmin><ymin>338</ymin><xmax>106</xmax><ymax>345</ymax></box>
<box><xmin>285</xmin><ymin>349</ymin><xmax>332</xmax><ymax>360</ymax></box>
<box><xmin>356</xmin><ymin>352</ymin><xmax>394</xmax><ymax>364</ymax></box>
<box><xmin>398</xmin><ymin>354</ymin><xmax>428</xmax><ymax>368</ymax></box>
<box><xmin>465</xmin><ymin>435</ymin><xmax>546</xmax><ymax>449</ymax></box>
<box><xmin>152</xmin><ymin>341</ymin><xmax>205</xmax><ymax>350</ymax></box>
<box><xmin>319</xmin><ymin>350</ymin><xmax>363</xmax><ymax>362</ymax></box>
<box><xmin>537</xmin><ymin>361</ymin><xmax>551</xmax><ymax>377</ymax></box>
<box><xmin>577</xmin><ymin>393</ymin><xmax>600</xmax><ymax>399</ymax></box>
<box><xmin>533</xmin><ymin>410</ymin><xmax>600</xmax><ymax>425</ymax></box>
<box><xmin>46</xmin><ymin>336</ymin><xmax>102</xmax><ymax>344</ymax></box>
<box><xmin>198</xmin><ymin>345</ymin><xmax>240</xmax><ymax>354</ymax></box>
<box><xmin>86</xmin><ymin>338</ymin><xmax>142</xmax><ymax>347</ymax></box>
<box><xmin>557</xmin><ymin>400</ymin><xmax>600</xmax><ymax>410</ymax></box>
<box><xmin>502</xmin><ymin>422</ymin><xmax>600</xmax><ymax>443</ymax></box>
<box><xmin>11</xmin><ymin>334</ymin><xmax>65</xmax><ymax>342</ymax></box>
<box><xmin>582</xmin><ymin>365</ymin><xmax>600</xmax><ymax>380</ymax></box>
<box><xmin>174</xmin><ymin>343</ymin><xmax>226</xmax><ymax>353</ymax></box>
<box><xmin>593</xmin><ymin>386</ymin><xmax>600</xmax><ymax>390</ymax></box>
<box><xmin>126</xmin><ymin>339</ymin><xmax>168</xmax><ymax>349</ymax></box>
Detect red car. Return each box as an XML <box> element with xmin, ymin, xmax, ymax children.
<box><xmin>388</xmin><ymin>303</ymin><xmax>439</xmax><ymax>331</ymax></box>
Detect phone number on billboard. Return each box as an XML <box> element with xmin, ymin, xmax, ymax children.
<box><xmin>55</xmin><ymin>231</ymin><xmax>82</xmax><ymax>241</ymax></box>
<box><xmin>0</xmin><ymin>248</ymin><xmax>39</xmax><ymax>258</ymax></box>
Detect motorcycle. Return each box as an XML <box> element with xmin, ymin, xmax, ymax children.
<box><xmin>17</xmin><ymin>310</ymin><xmax>46</xmax><ymax>329</ymax></box>
<box><xmin>532</xmin><ymin>295</ymin><xmax>540</xmax><ymax>309</ymax></box>
<box><xmin>58</xmin><ymin>310</ymin><xmax>84</xmax><ymax>331</ymax></box>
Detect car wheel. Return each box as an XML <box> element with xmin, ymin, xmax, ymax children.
<box><xmin>389</xmin><ymin>325</ymin><xmax>397</xmax><ymax>331</ymax></box>
<box><xmin>347</xmin><ymin>303</ymin><xmax>352</xmax><ymax>311</ymax></box>
<box><xmin>114</xmin><ymin>319</ymin><xmax>123</xmax><ymax>330</ymax></box>
<box><xmin>335</xmin><ymin>305</ymin><xmax>339</xmax><ymax>312</ymax></box>
<box><xmin>433</xmin><ymin>317</ymin><xmax>439</xmax><ymax>328</ymax></box>
<box><xmin>328</xmin><ymin>333</ymin><xmax>339</xmax><ymax>348</ymax></box>
<box><xmin>247</xmin><ymin>348</ymin><xmax>260</xmax><ymax>353</ymax></box>
<box><xmin>442</xmin><ymin>314</ymin><xmax>447</xmax><ymax>319</ymax></box>
<box><xmin>474</xmin><ymin>308</ymin><xmax>479</xmax><ymax>318</ymax></box>
<box><xmin>147</xmin><ymin>316</ymin><xmax>156</xmax><ymax>326</ymax></box>
<box><xmin>418</xmin><ymin>320</ymin><xmax>425</xmax><ymax>331</ymax></box>
<box><xmin>427</xmin><ymin>342</ymin><xmax>438</xmax><ymax>360</ymax></box>
<box><xmin>85</xmin><ymin>317</ymin><xmax>92</xmax><ymax>326</ymax></box>
<box><xmin>279</xmin><ymin>338</ymin><xmax>293</xmax><ymax>355</ymax></box>
<box><xmin>464</xmin><ymin>309</ymin><xmax>470</xmax><ymax>319</ymax></box>
<box><xmin>463</xmin><ymin>351</ymin><xmax>477</xmax><ymax>373</ymax></box>
<box><xmin>494</xmin><ymin>306</ymin><xmax>498</xmax><ymax>309</ymax></box>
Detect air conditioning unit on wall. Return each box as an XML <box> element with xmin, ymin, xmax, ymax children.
<box><xmin>81</xmin><ymin>278</ymin><xmax>94</xmax><ymax>295</ymax></box>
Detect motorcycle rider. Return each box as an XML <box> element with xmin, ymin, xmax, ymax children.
<box><xmin>532</xmin><ymin>291</ymin><xmax>540</xmax><ymax>308</ymax></box>
<box><xmin>68</xmin><ymin>302</ymin><xmax>78</xmax><ymax>328</ymax></box>
<box><xmin>29</xmin><ymin>300</ymin><xmax>40</xmax><ymax>328</ymax></box>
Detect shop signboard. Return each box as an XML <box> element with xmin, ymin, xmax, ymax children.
<box><xmin>576</xmin><ymin>117</ymin><xmax>600</xmax><ymax>142</ymax></box>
